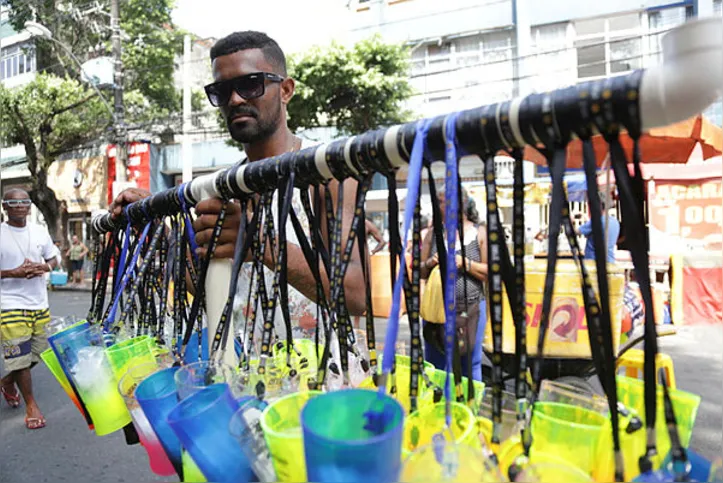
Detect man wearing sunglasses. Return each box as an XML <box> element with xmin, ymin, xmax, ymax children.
<box><xmin>110</xmin><ymin>32</ymin><xmax>366</xmax><ymax>346</ymax></box>
<box><xmin>0</xmin><ymin>189</ymin><xmax>58</xmax><ymax>429</ymax></box>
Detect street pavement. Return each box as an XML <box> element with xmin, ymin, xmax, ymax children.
<box><xmin>0</xmin><ymin>291</ymin><xmax>720</xmax><ymax>482</ymax></box>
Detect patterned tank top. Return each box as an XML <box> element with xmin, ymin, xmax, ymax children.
<box><xmin>430</xmin><ymin>224</ymin><xmax>485</xmax><ymax>308</ymax></box>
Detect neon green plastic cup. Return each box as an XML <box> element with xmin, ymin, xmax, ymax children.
<box><xmin>402</xmin><ymin>402</ymin><xmax>479</xmax><ymax>460</ymax></box>
<box><xmin>427</xmin><ymin>367</ymin><xmax>485</xmax><ymax>413</ymax></box>
<box><xmin>105</xmin><ymin>335</ymin><xmax>156</xmax><ymax>380</ymax></box>
<box><xmin>613</xmin><ymin>376</ymin><xmax>701</xmax><ymax>474</ymax></box>
<box><xmin>517</xmin><ymin>460</ymin><xmax>593</xmax><ymax>483</ymax></box>
<box><xmin>401</xmin><ymin>442</ymin><xmax>500</xmax><ymax>482</ymax></box>
<box><xmin>182</xmin><ymin>449</ymin><xmax>207</xmax><ymax>482</ymax></box>
<box><xmin>530</xmin><ymin>402</ymin><xmax>607</xmax><ymax>476</ymax></box>
<box><xmin>359</xmin><ymin>355</ymin><xmax>438</xmax><ymax>414</ymax></box>
<box><xmin>260</xmin><ymin>390</ymin><xmax>322</xmax><ymax>482</ymax></box>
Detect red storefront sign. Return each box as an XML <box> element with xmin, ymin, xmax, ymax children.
<box><xmin>107</xmin><ymin>142</ymin><xmax>151</xmax><ymax>204</ymax></box>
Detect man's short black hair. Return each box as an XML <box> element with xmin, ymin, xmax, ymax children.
<box><xmin>210</xmin><ymin>31</ymin><xmax>287</xmax><ymax>76</ymax></box>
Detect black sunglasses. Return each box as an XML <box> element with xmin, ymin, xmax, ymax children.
<box><xmin>204</xmin><ymin>72</ymin><xmax>284</xmax><ymax>107</ymax></box>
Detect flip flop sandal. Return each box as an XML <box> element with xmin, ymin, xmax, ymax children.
<box><xmin>1</xmin><ymin>386</ymin><xmax>20</xmax><ymax>408</ymax></box>
<box><xmin>25</xmin><ymin>417</ymin><xmax>46</xmax><ymax>430</ymax></box>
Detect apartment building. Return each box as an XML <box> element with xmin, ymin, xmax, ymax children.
<box><xmin>348</xmin><ymin>0</ymin><xmax>722</xmax><ymax>123</ymax></box>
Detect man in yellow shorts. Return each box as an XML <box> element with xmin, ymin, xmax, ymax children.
<box><xmin>0</xmin><ymin>189</ymin><xmax>58</xmax><ymax>429</ymax></box>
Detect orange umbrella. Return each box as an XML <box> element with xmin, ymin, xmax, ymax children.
<box><xmin>522</xmin><ymin>114</ymin><xmax>722</xmax><ymax>168</ymax></box>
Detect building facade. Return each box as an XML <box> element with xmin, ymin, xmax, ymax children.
<box><xmin>348</xmin><ymin>0</ymin><xmax>722</xmax><ymax>124</ymax></box>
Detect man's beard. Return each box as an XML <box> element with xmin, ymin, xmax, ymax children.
<box><xmin>227</xmin><ymin>103</ymin><xmax>282</xmax><ymax>144</ymax></box>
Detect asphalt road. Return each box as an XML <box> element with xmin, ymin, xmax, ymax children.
<box><xmin>0</xmin><ymin>292</ymin><xmax>720</xmax><ymax>483</ymax></box>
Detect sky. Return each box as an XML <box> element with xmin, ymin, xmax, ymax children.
<box><xmin>172</xmin><ymin>0</ymin><xmax>352</xmax><ymax>54</ymax></box>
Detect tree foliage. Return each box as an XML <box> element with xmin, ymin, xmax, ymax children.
<box><xmin>0</xmin><ymin>0</ymin><xmax>186</xmax><ymax>238</ymax></box>
<box><xmin>2</xmin><ymin>0</ymin><xmax>184</xmax><ymax>114</ymax></box>
<box><xmin>0</xmin><ymin>75</ymin><xmax>112</xmax><ymax>238</ymax></box>
<box><xmin>287</xmin><ymin>36</ymin><xmax>414</xmax><ymax>135</ymax></box>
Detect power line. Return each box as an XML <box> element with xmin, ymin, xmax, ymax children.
<box><xmin>349</xmin><ymin>0</ymin><xmax>513</xmax><ymax>32</ymax></box>
<box><xmin>409</xmin><ymin>49</ymin><xmax>662</xmax><ymax>99</ymax></box>
<box><xmin>407</xmin><ymin>23</ymin><xmax>681</xmax><ymax>80</ymax></box>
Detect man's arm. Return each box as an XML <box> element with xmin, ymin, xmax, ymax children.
<box><xmin>290</xmin><ymin>178</ymin><xmax>366</xmax><ymax>315</ymax></box>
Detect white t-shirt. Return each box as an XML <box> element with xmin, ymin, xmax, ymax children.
<box><xmin>0</xmin><ymin>222</ymin><xmax>56</xmax><ymax>310</ymax></box>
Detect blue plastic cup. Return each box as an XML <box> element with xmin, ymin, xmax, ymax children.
<box><xmin>135</xmin><ymin>366</ymin><xmax>183</xmax><ymax>478</ymax></box>
<box><xmin>301</xmin><ymin>389</ymin><xmax>405</xmax><ymax>483</ymax></box>
<box><xmin>47</xmin><ymin>320</ymin><xmax>93</xmax><ymax>428</ymax></box>
<box><xmin>167</xmin><ymin>383</ymin><xmax>255</xmax><ymax>483</ymax></box>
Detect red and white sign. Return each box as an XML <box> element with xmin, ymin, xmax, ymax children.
<box><xmin>650</xmin><ymin>178</ymin><xmax>722</xmax><ymax>242</ymax></box>
<box><xmin>107</xmin><ymin>142</ymin><xmax>151</xmax><ymax>204</ymax></box>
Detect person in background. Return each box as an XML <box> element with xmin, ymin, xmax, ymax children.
<box><xmin>420</xmin><ymin>187</ymin><xmax>488</xmax><ymax>381</ymax></box>
<box><xmin>365</xmin><ymin>217</ymin><xmax>386</xmax><ymax>255</ymax></box>
<box><xmin>579</xmin><ymin>201</ymin><xmax>620</xmax><ymax>263</ymax></box>
<box><xmin>65</xmin><ymin>235</ymin><xmax>88</xmax><ymax>285</ymax></box>
<box><xmin>0</xmin><ymin>189</ymin><xmax>58</xmax><ymax>429</ymax></box>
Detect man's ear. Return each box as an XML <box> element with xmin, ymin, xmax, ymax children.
<box><xmin>280</xmin><ymin>77</ymin><xmax>295</xmax><ymax>105</ymax></box>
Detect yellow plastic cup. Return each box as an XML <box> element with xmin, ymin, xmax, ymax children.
<box><xmin>402</xmin><ymin>402</ymin><xmax>479</xmax><ymax>460</ymax></box>
<box><xmin>401</xmin><ymin>442</ymin><xmax>500</xmax><ymax>482</ymax></box>
<box><xmin>427</xmin><ymin>367</ymin><xmax>485</xmax><ymax>413</ymax></box>
<box><xmin>260</xmin><ymin>390</ymin><xmax>322</xmax><ymax>482</ymax></box>
<box><xmin>530</xmin><ymin>402</ymin><xmax>607</xmax><ymax>476</ymax></box>
<box><xmin>105</xmin><ymin>335</ymin><xmax>156</xmax><ymax>380</ymax></box>
<box><xmin>516</xmin><ymin>460</ymin><xmax>593</xmax><ymax>483</ymax></box>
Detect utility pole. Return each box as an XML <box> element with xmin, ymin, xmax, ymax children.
<box><xmin>110</xmin><ymin>0</ymin><xmax>126</xmax><ymax>184</ymax></box>
<box><xmin>182</xmin><ymin>35</ymin><xmax>193</xmax><ymax>183</ymax></box>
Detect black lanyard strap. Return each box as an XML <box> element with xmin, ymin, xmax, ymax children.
<box><xmin>117</xmin><ymin>221</ymin><xmax>164</xmax><ymax>331</ymax></box>
<box><xmin>182</xmin><ymin>201</ymin><xmax>228</xmax><ymax>356</ymax></box>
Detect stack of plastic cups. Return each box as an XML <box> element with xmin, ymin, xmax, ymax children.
<box><xmin>118</xmin><ymin>361</ymin><xmax>177</xmax><ymax>477</ymax></box>
<box><xmin>173</xmin><ymin>361</ymin><xmax>252</xmax><ymax>482</ymax></box>
<box><xmin>51</xmin><ymin>324</ymin><xmax>131</xmax><ymax>435</ymax></box>
<box><xmin>301</xmin><ymin>389</ymin><xmax>405</xmax><ymax>483</ymax></box>
<box><xmin>44</xmin><ymin>318</ymin><xmax>94</xmax><ymax>430</ymax></box>
<box><xmin>260</xmin><ymin>390</ymin><xmax>322</xmax><ymax>481</ymax></box>
<box><xmin>135</xmin><ymin>366</ymin><xmax>183</xmax><ymax>478</ymax></box>
<box><xmin>167</xmin><ymin>383</ymin><xmax>252</xmax><ymax>483</ymax></box>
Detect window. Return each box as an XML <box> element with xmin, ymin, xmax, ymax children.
<box><xmin>573</xmin><ymin>14</ymin><xmax>642</xmax><ymax>80</ymax></box>
<box><xmin>648</xmin><ymin>6</ymin><xmax>692</xmax><ymax>64</ymax></box>
<box><xmin>575</xmin><ymin>38</ymin><xmax>606</xmax><ymax>78</ymax></box>
<box><xmin>715</xmin><ymin>0</ymin><xmax>722</xmax><ymax>15</ymax></box>
<box><xmin>531</xmin><ymin>23</ymin><xmax>574</xmax><ymax>91</ymax></box>
<box><xmin>427</xmin><ymin>42</ymin><xmax>451</xmax><ymax>66</ymax></box>
<box><xmin>1</xmin><ymin>43</ymin><xmax>35</xmax><ymax>81</ymax></box>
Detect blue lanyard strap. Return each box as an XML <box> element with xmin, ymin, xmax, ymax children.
<box><xmin>380</xmin><ymin>119</ymin><xmax>430</xmax><ymax>385</ymax></box>
<box><xmin>105</xmin><ymin>219</ymin><xmax>153</xmax><ymax>331</ymax></box>
<box><xmin>443</xmin><ymin>113</ymin><xmax>461</xmax><ymax>427</ymax></box>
